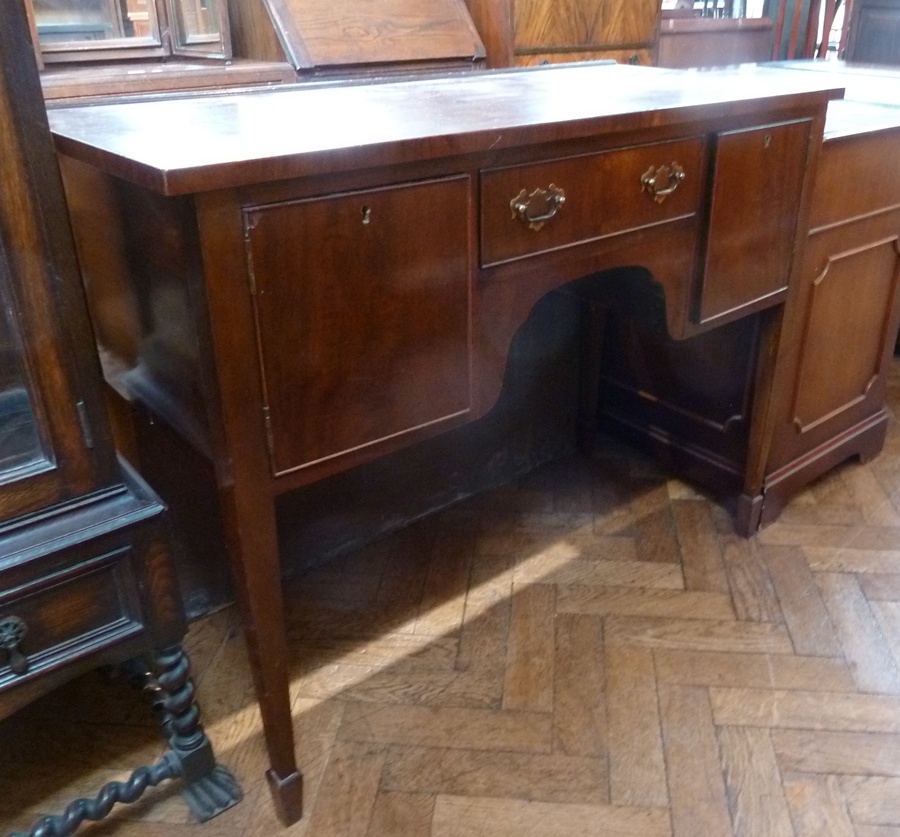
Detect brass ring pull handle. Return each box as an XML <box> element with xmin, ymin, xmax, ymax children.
<box><xmin>0</xmin><ymin>615</ymin><xmax>29</xmax><ymax>675</ymax></box>
<box><xmin>640</xmin><ymin>163</ymin><xmax>685</xmax><ymax>204</ymax></box>
<box><xmin>510</xmin><ymin>184</ymin><xmax>566</xmax><ymax>231</ymax></box>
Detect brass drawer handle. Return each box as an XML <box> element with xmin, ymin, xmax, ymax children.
<box><xmin>510</xmin><ymin>184</ymin><xmax>566</xmax><ymax>231</ymax></box>
<box><xmin>0</xmin><ymin>615</ymin><xmax>29</xmax><ymax>675</ymax></box>
<box><xmin>641</xmin><ymin>163</ymin><xmax>685</xmax><ymax>204</ymax></box>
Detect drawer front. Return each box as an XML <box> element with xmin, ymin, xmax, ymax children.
<box><xmin>0</xmin><ymin>547</ymin><xmax>143</xmax><ymax>689</ymax></box>
<box><xmin>480</xmin><ymin>137</ymin><xmax>705</xmax><ymax>267</ymax></box>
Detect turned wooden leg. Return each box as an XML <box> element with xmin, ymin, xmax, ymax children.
<box><xmin>12</xmin><ymin>646</ymin><xmax>240</xmax><ymax>837</ymax></box>
<box><xmin>147</xmin><ymin>645</ymin><xmax>243</xmax><ymax>820</ymax></box>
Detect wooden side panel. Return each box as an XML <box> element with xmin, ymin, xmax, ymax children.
<box><xmin>698</xmin><ymin>119</ymin><xmax>811</xmax><ymax>326</ymax></box>
<box><xmin>758</xmin><ymin>123</ymin><xmax>900</xmax><ymax>522</ymax></box>
<box><xmin>245</xmin><ymin>176</ymin><xmax>473</xmax><ymax>477</ymax></box>
<box><xmin>462</xmin><ymin>0</ymin><xmax>514</xmax><ymax>67</ymax></box>
<box><xmin>225</xmin><ymin>0</ymin><xmax>291</xmax><ymax>65</ymax></box>
<box><xmin>766</xmin><ymin>212</ymin><xmax>900</xmax><ymax>472</ymax></box>
<box><xmin>792</xmin><ymin>237</ymin><xmax>900</xmax><ymax>435</ymax></box>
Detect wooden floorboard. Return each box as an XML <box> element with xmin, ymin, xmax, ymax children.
<box><xmin>5</xmin><ymin>359</ymin><xmax>900</xmax><ymax>835</ymax></box>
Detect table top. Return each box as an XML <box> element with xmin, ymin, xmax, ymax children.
<box><xmin>48</xmin><ymin>61</ymin><xmax>843</xmax><ymax>196</ymax></box>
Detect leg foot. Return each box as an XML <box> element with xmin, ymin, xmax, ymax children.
<box><xmin>145</xmin><ymin>645</ymin><xmax>243</xmax><ymax>820</ymax></box>
<box><xmin>267</xmin><ymin>767</ymin><xmax>304</xmax><ymax>825</ymax></box>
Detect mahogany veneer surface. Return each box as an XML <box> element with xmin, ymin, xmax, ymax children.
<box><xmin>48</xmin><ymin>62</ymin><xmax>844</xmax><ymax>196</ymax></box>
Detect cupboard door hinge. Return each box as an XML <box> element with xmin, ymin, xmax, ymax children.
<box><xmin>246</xmin><ymin>259</ymin><xmax>258</xmax><ymax>297</ymax></box>
<box><xmin>243</xmin><ymin>215</ymin><xmax>258</xmax><ymax>297</ymax></box>
<box><xmin>262</xmin><ymin>405</ymin><xmax>275</xmax><ymax>457</ymax></box>
<box><xmin>76</xmin><ymin>400</ymin><xmax>94</xmax><ymax>449</ymax></box>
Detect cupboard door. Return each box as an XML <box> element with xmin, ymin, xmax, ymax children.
<box><xmin>244</xmin><ymin>176</ymin><xmax>473</xmax><ymax>477</ymax></box>
<box><xmin>698</xmin><ymin>119</ymin><xmax>811</xmax><ymax>327</ymax></box>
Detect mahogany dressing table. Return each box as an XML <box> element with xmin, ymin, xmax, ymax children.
<box><xmin>46</xmin><ymin>62</ymin><xmax>842</xmax><ymax>822</ymax></box>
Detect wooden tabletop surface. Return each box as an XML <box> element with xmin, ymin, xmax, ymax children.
<box><xmin>48</xmin><ymin>62</ymin><xmax>844</xmax><ymax>195</ymax></box>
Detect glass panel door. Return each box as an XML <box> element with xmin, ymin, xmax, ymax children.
<box><xmin>32</xmin><ymin>0</ymin><xmax>164</xmax><ymax>61</ymax></box>
<box><xmin>0</xmin><ymin>252</ymin><xmax>47</xmax><ymax>479</ymax></box>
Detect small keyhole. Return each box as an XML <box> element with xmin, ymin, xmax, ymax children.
<box><xmin>361</xmin><ymin>206</ymin><xmax>372</xmax><ymax>225</ymax></box>
<box><xmin>764</xmin><ymin>134</ymin><xmax>772</xmax><ymax>149</ymax></box>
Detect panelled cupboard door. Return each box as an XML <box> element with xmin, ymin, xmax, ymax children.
<box><xmin>243</xmin><ymin>176</ymin><xmax>473</xmax><ymax>478</ymax></box>
<box><xmin>514</xmin><ymin>0</ymin><xmax>658</xmax><ymax>50</ymax></box>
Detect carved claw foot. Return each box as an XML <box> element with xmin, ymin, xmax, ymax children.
<box><xmin>181</xmin><ymin>763</ymin><xmax>243</xmax><ymax>822</ymax></box>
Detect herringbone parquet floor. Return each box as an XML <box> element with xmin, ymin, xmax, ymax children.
<box><xmin>6</xmin><ymin>359</ymin><xmax>900</xmax><ymax>836</ymax></box>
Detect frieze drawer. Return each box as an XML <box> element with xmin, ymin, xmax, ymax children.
<box><xmin>480</xmin><ymin>136</ymin><xmax>705</xmax><ymax>267</ymax></box>
<box><xmin>0</xmin><ymin>546</ymin><xmax>143</xmax><ymax>688</ymax></box>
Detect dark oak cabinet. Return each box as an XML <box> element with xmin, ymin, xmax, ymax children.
<box><xmin>0</xmin><ymin>3</ymin><xmax>238</xmax><ymax>832</ymax></box>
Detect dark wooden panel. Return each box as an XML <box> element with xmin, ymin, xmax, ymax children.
<box><xmin>847</xmin><ymin>0</ymin><xmax>900</xmax><ymax>65</ymax></box>
<box><xmin>598</xmin><ymin>309</ymin><xmax>759</xmax><ymax>482</ymax></box>
<box><xmin>792</xmin><ymin>237</ymin><xmax>900</xmax><ymax>434</ymax></box>
<box><xmin>767</xmin><ymin>211</ymin><xmax>900</xmax><ymax>471</ymax></box>
<box><xmin>698</xmin><ymin>119</ymin><xmax>811</xmax><ymax>326</ymax></box>
<box><xmin>0</xmin><ymin>548</ymin><xmax>142</xmax><ymax>689</ymax></box>
<box><xmin>246</xmin><ymin>176</ymin><xmax>473</xmax><ymax>476</ymax></box>
<box><xmin>256</xmin><ymin>0</ymin><xmax>485</xmax><ymax>70</ymax></box>
<box><xmin>657</xmin><ymin>17</ymin><xmax>774</xmax><ymax>68</ymax></box>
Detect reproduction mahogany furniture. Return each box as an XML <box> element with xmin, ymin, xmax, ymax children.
<box><xmin>0</xmin><ymin>3</ymin><xmax>238</xmax><ymax>833</ymax></box>
<box><xmin>464</xmin><ymin>0</ymin><xmax>660</xmax><ymax>67</ymax></box>
<box><xmin>46</xmin><ymin>60</ymin><xmax>841</xmax><ymax>821</ymax></box>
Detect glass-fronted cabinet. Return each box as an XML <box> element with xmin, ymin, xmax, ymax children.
<box><xmin>27</xmin><ymin>0</ymin><xmax>231</xmax><ymax>64</ymax></box>
<box><xmin>0</xmin><ymin>3</ymin><xmax>239</xmax><ymax>830</ymax></box>
<box><xmin>0</xmin><ymin>260</ymin><xmax>45</xmax><ymax>479</ymax></box>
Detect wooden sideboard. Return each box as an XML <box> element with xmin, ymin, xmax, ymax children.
<box><xmin>47</xmin><ymin>62</ymin><xmax>840</xmax><ymax>822</ymax></box>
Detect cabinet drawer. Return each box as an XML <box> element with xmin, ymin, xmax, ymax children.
<box><xmin>0</xmin><ymin>546</ymin><xmax>143</xmax><ymax>688</ymax></box>
<box><xmin>480</xmin><ymin>137</ymin><xmax>705</xmax><ymax>267</ymax></box>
